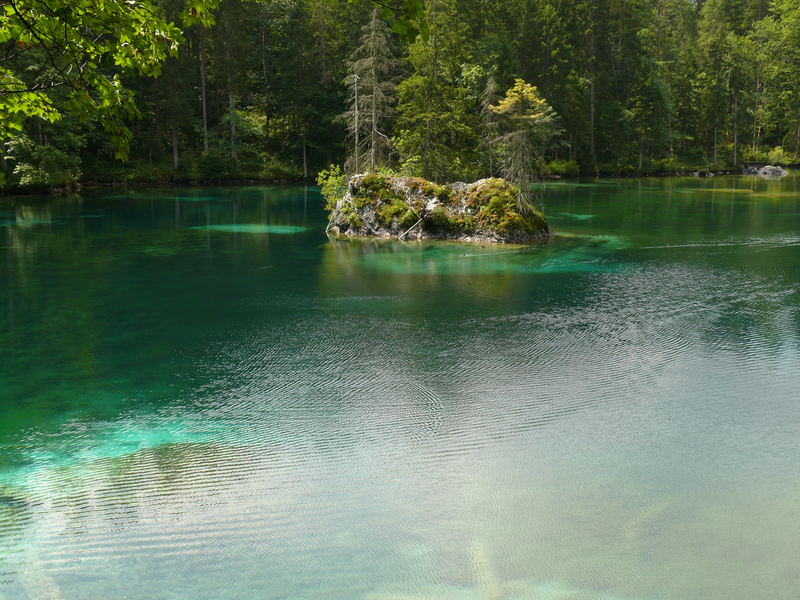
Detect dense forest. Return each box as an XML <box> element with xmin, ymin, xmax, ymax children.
<box><xmin>2</xmin><ymin>0</ymin><xmax>800</xmax><ymax>190</ymax></box>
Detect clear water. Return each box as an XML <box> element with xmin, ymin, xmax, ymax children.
<box><xmin>1</xmin><ymin>178</ymin><xmax>799</xmax><ymax>600</ymax></box>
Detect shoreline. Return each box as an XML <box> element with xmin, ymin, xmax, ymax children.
<box><xmin>0</xmin><ymin>167</ymin><xmax>794</xmax><ymax>198</ymax></box>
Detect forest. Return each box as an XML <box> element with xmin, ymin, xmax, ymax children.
<box><xmin>1</xmin><ymin>0</ymin><xmax>800</xmax><ymax>191</ymax></box>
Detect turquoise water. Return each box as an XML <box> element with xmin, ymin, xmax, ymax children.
<box><xmin>1</xmin><ymin>178</ymin><xmax>799</xmax><ymax>599</ymax></box>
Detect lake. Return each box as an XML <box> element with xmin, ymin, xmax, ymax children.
<box><xmin>1</xmin><ymin>177</ymin><xmax>799</xmax><ymax>600</ymax></box>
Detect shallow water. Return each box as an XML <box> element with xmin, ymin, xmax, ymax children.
<box><xmin>1</xmin><ymin>178</ymin><xmax>799</xmax><ymax>600</ymax></box>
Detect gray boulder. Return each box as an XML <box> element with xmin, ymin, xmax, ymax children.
<box><xmin>327</xmin><ymin>174</ymin><xmax>551</xmax><ymax>244</ymax></box>
<box><xmin>743</xmin><ymin>164</ymin><xmax>789</xmax><ymax>177</ymax></box>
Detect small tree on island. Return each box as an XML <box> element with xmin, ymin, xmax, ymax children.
<box><xmin>341</xmin><ymin>9</ymin><xmax>401</xmax><ymax>174</ymax></box>
<box><xmin>490</xmin><ymin>79</ymin><xmax>562</xmax><ymax>208</ymax></box>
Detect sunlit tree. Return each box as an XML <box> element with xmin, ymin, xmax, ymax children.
<box><xmin>490</xmin><ymin>78</ymin><xmax>561</xmax><ymax>206</ymax></box>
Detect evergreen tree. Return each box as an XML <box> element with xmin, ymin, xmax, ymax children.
<box><xmin>394</xmin><ymin>0</ymin><xmax>480</xmax><ymax>182</ymax></box>
<box><xmin>490</xmin><ymin>79</ymin><xmax>562</xmax><ymax>205</ymax></box>
<box><xmin>4</xmin><ymin>0</ymin><xmax>800</xmax><ymax>191</ymax></box>
<box><xmin>480</xmin><ymin>75</ymin><xmax>500</xmax><ymax>177</ymax></box>
<box><xmin>342</xmin><ymin>9</ymin><xmax>400</xmax><ymax>173</ymax></box>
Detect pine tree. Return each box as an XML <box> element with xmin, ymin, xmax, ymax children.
<box><xmin>342</xmin><ymin>10</ymin><xmax>400</xmax><ymax>173</ymax></box>
<box><xmin>394</xmin><ymin>0</ymin><xmax>479</xmax><ymax>182</ymax></box>
<box><xmin>490</xmin><ymin>79</ymin><xmax>562</xmax><ymax>207</ymax></box>
<box><xmin>480</xmin><ymin>75</ymin><xmax>500</xmax><ymax>177</ymax></box>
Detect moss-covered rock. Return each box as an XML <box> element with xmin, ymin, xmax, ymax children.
<box><xmin>327</xmin><ymin>174</ymin><xmax>550</xmax><ymax>243</ymax></box>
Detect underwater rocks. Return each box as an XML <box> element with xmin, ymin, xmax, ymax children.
<box><xmin>327</xmin><ymin>174</ymin><xmax>551</xmax><ymax>244</ymax></box>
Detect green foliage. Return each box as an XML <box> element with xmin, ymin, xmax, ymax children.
<box><xmin>6</xmin><ymin>0</ymin><xmax>800</xmax><ymax>190</ymax></box>
<box><xmin>490</xmin><ymin>79</ymin><xmax>562</xmax><ymax>202</ymax></box>
<box><xmin>339</xmin><ymin>0</ymin><xmax>428</xmax><ymax>41</ymax></box>
<box><xmin>768</xmin><ymin>146</ymin><xmax>792</xmax><ymax>165</ymax></box>
<box><xmin>0</xmin><ymin>0</ymin><xmax>224</xmax><ymax>157</ymax></box>
<box><xmin>463</xmin><ymin>178</ymin><xmax>546</xmax><ymax>234</ymax></box>
<box><xmin>375</xmin><ymin>198</ymin><xmax>409</xmax><ymax>227</ymax></box>
<box><xmin>354</xmin><ymin>172</ymin><xmax>404</xmax><ymax>206</ymax></box>
<box><xmin>4</xmin><ymin>129</ymin><xmax>85</xmax><ymax>188</ymax></box>
<box><xmin>393</xmin><ymin>0</ymin><xmax>481</xmax><ymax>182</ymax></box>
<box><xmin>329</xmin><ymin>173</ymin><xmax>547</xmax><ymax>240</ymax></box>
<box><xmin>316</xmin><ymin>164</ymin><xmax>348</xmax><ymax>210</ymax></box>
<box><xmin>341</xmin><ymin>9</ymin><xmax>401</xmax><ymax>174</ymax></box>
<box><xmin>548</xmin><ymin>159</ymin><xmax>580</xmax><ymax>177</ymax></box>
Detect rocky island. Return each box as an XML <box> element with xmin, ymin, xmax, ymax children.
<box><xmin>325</xmin><ymin>174</ymin><xmax>551</xmax><ymax>243</ymax></box>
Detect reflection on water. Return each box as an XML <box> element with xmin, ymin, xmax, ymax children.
<box><xmin>190</xmin><ymin>224</ymin><xmax>310</xmax><ymax>234</ymax></box>
<box><xmin>1</xmin><ymin>178</ymin><xmax>800</xmax><ymax>599</ymax></box>
<box><xmin>322</xmin><ymin>233</ymin><xmax>627</xmax><ymax>277</ymax></box>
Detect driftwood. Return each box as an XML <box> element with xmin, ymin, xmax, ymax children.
<box><xmin>398</xmin><ymin>217</ymin><xmax>423</xmax><ymax>240</ymax></box>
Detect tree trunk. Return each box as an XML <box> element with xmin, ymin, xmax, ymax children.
<box><xmin>268</xmin><ymin>26</ymin><xmax>269</xmax><ymax>121</ymax></box>
<box><xmin>713</xmin><ymin>120</ymin><xmax>717</xmax><ymax>165</ymax></box>
<box><xmin>354</xmin><ymin>73</ymin><xmax>360</xmax><ymax>174</ymax></box>
<box><xmin>228</xmin><ymin>88</ymin><xmax>237</xmax><ymax>168</ymax></box>
<box><xmin>638</xmin><ymin>136</ymin><xmax>644</xmax><ymax>170</ymax></box>
<box><xmin>795</xmin><ymin>125</ymin><xmax>800</xmax><ymax>158</ymax></box>
<box><xmin>171</xmin><ymin>124</ymin><xmax>179</xmax><ymax>170</ymax></box>
<box><xmin>589</xmin><ymin>78</ymin><xmax>596</xmax><ymax>160</ymax></box>
<box><xmin>227</xmin><ymin>46</ymin><xmax>237</xmax><ymax>169</ymax></box>
<box><xmin>200</xmin><ymin>39</ymin><xmax>209</xmax><ymax>155</ymax></box>
<box><xmin>733</xmin><ymin>94</ymin><xmax>738</xmax><ymax>167</ymax></box>
<box><xmin>371</xmin><ymin>65</ymin><xmax>377</xmax><ymax>172</ymax></box>
<box><xmin>752</xmin><ymin>67</ymin><xmax>761</xmax><ymax>155</ymax></box>
<box><xmin>302</xmin><ymin>136</ymin><xmax>307</xmax><ymax>181</ymax></box>
<box><xmin>589</xmin><ymin>28</ymin><xmax>596</xmax><ymax>162</ymax></box>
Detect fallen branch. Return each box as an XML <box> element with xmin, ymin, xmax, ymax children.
<box><xmin>398</xmin><ymin>217</ymin><xmax>423</xmax><ymax>240</ymax></box>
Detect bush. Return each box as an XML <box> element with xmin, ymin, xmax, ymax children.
<box><xmin>547</xmin><ymin>159</ymin><xmax>580</xmax><ymax>177</ymax></box>
<box><xmin>197</xmin><ymin>151</ymin><xmax>231</xmax><ymax>179</ymax></box>
<box><xmin>6</xmin><ymin>136</ymin><xmax>81</xmax><ymax>188</ymax></box>
<box><xmin>261</xmin><ymin>154</ymin><xmax>301</xmax><ymax>180</ymax></box>
<box><xmin>742</xmin><ymin>146</ymin><xmax>768</xmax><ymax>163</ymax></box>
<box><xmin>768</xmin><ymin>146</ymin><xmax>791</xmax><ymax>165</ymax></box>
<box><xmin>316</xmin><ymin>165</ymin><xmax>347</xmax><ymax>211</ymax></box>
<box><xmin>648</xmin><ymin>156</ymin><xmax>690</xmax><ymax>174</ymax></box>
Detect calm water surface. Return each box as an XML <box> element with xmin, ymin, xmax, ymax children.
<box><xmin>1</xmin><ymin>177</ymin><xmax>799</xmax><ymax>600</ymax></box>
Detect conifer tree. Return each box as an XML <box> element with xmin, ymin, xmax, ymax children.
<box><xmin>342</xmin><ymin>9</ymin><xmax>400</xmax><ymax>173</ymax></box>
<box><xmin>480</xmin><ymin>75</ymin><xmax>500</xmax><ymax>177</ymax></box>
<box><xmin>394</xmin><ymin>0</ymin><xmax>479</xmax><ymax>182</ymax></box>
<box><xmin>490</xmin><ymin>79</ymin><xmax>561</xmax><ymax>207</ymax></box>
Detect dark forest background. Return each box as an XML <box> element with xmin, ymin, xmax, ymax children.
<box><xmin>3</xmin><ymin>0</ymin><xmax>800</xmax><ymax>189</ymax></box>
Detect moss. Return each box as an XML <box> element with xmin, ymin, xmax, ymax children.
<box><xmin>376</xmin><ymin>199</ymin><xmax>408</xmax><ymax>227</ymax></box>
<box><xmin>347</xmin><ymin>212</ymin><xmax>364</xmax><ymax>229</ymax></box>
<box><xmin>335</xmin><ymin>174</ymin><xmax>547</xmax><ymax>240</ymax></box>
<box><xmin>352</xmin><ymin>174</ymin><xmax>407</xmax><ymax>213</ymax></box>
<box><xmin>353</xmin><ymin>173</ymin><xmax>422</xmax><ymax>229</ymax></box>
<box><xmin>466</xmin><ymin>178</ymin><xmax>547</xmax><ymax>236</ymax></box>
<box><xmin>465</xmin><ymin>178</ymin><xmax>514</xmax><ymax>209</ymax></box>
<box><xmin>458</xmin><ymin>214</ymin><xmax>476</xmax><ymax>232</ymax></box>
<box><xmin>424</xmin><ymin>206</ymin><xmax>455</xmax><ymax>232</ymax></box>
<box><xmin>435</xmin><ymin>185</ymin><xmax>453</xmax><ymax>204</ymax></box>
<box><xmin>406</xmin><ymin>178</ymin><xmax>453</xmax><ymax>204</ymax></box>
<box><xmin>352</xmin><ymin>194</ymin><xmax>373</xmax><ymax>209</ymax></box>
<box><xmin>399</xmin><ymin>209</ymin><xmax>419</xmax><ymax>228</ymax></box>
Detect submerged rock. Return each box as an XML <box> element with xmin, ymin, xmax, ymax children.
<box><xmin>743</xmin><ymin>164</ymin><xmax>789</xmax><ymax>177</ymax></box>
<box><xmin>327</xmin><ymin>174</ymin><xmax>551</xmax><ymax>244</ymax></box>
